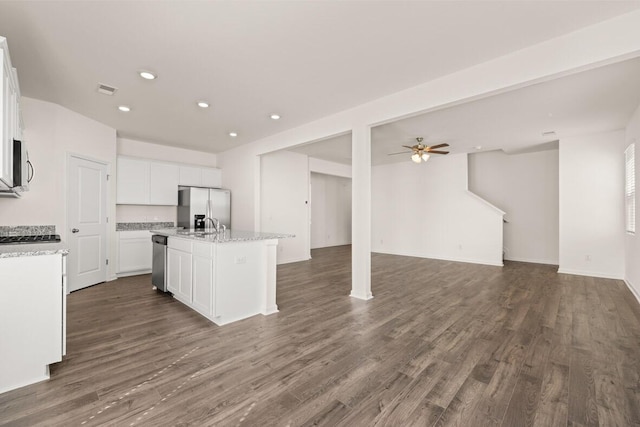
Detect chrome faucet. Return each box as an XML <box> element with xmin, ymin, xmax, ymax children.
<box><xmin>204</xmin><ymin>217</ymin><xmax>220</xmax><ymax>232</ymax></box>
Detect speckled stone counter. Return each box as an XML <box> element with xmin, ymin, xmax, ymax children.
<box><xmin>0</xmin><ymin>225</ymin><xmax>55</xmax><ymax>236</ymax></box>
<box><xmin>151</xmin><ymin>228</ymin><xmax>294</xmax><ymax>243</ymax></box>
<box><xmin>0</xmin><ymin>242</ymin><xmax>69</xmax><ymax>258</ymax></box>
<box><xmin>116</xmin><ymin>222</ymin><xmax>175</xmax><ymax>231</ymax></box>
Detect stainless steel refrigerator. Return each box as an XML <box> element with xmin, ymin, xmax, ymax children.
<box><xmin>177</xmin><ymin>187</ymin><xmax>231</xmax><ymax>230</ymax></box>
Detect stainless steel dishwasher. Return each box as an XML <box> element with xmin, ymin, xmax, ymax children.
<box><xmin>151</xmin><ymin>235</ymin><xmax>168</xmax><ymax>292</ymax></box>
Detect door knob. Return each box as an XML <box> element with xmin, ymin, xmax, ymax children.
<box><xmin>72</xmin><ymin>228</ymin><xmax>79</xmax><ymax>233</ymax></box>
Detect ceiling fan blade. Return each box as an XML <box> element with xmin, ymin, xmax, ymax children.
<box><xmin>401</xmin><ymin>145</ymin><xmax>416</xmax><ymax>150</ymax></box>
<box><xmin>387</xmin><ymin>151</ymin><xmax>412</xmax><ymax>156</ymax></box>
<box><xmin>428</xmin><ymin>150</ymin><xmax>449</xmax><ymax>155</ymax></box>
<box><xmin>427</xmin><ymin>143</ymin><xmax>449</xmax><ymax>150</ymax></box>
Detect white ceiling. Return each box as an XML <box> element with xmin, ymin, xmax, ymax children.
<box><xmin>1</xmin><ymin>1</ymin><xmax>639</xmax><ymax>154</ymax></box>
<box><xmin>291</xmin><ymin>56</ymin><xmax>640</xmax><ymax>165</ymax></box>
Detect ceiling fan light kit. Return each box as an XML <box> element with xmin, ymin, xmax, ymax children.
<box><xmin>389</xmin><ymin>137</ymin><xmax>450</xmax><ymax>163</ymax></box>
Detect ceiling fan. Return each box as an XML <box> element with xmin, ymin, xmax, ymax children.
<box><xmin>388</xmin><ymin>137</ymin><xmax>450</xmax><ymax>163</ymax></box>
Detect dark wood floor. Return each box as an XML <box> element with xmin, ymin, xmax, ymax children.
<box><xmin>1</xmin><ymin>246</ymin><xmax>640</xmax><ymax>426</ymax></box>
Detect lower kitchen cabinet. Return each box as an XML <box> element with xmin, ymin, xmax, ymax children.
<box><xmin>116</xmin><ymin>231</ymin><xmax>152</xmax><ymax>276</ymax></box>
<box><xmin>192</xmin><ymin>243</ymin><xmax>214</xmax><ymax>316</ymax></box>
<box><xmin>0</xmin><ymin>253</ymin><xmax>66</xmax><ymax>394</ymax></box>
<box><xmin>167</xmin><ymin>242</ymin><xmax>192</xmax><ymax>303</ymax></box>
<box><xmin>165</xmin><ymin>236</ymin><xmax>275</xmax><ymax>326</ymax></box>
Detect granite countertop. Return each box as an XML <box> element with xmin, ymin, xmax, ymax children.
<box><xmin>116</xmin><ymin>222</ymin><xmax>176</xmax><ymax>231</ymax></box>
<box><xmin>151</xmin><ymin>228</ymin><xmax>294</xmax><ymax>243</ymax></box>
<box><xmin>0</xmin><ymin>242</ymin><xmax>69</xmax><ymax>258</ymax></box>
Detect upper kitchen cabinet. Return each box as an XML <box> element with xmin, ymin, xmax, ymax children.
<box><xmin>179</xmin><ymin>165</ymin><xmax>222</xmax><ymax>188</ymax></box>
<box><xmin>116</xmin><ymin>155</ymin><xmax>221</xmax><ymax>205</ymax></box>
<box><xmin>0</xmin><ymin>37</ymin><xmax>22</xmax><ymax>190</ymax></box>
<box><xmin>201</xmin><ymin>167</ymin><xmax>222</xmax><ymax>188</ymax></box>
<box><xmin>149</xmin><ymin>161</ymin><xmax>178</xmax><ymax>205</ymax></box>
<box><xmin>116</xmin><ymin>156</ymin><xmax>150</xmax><ymax>204</ymax></box>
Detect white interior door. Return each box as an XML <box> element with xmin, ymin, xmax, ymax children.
<box><xmin>67</xmin><ymin>155</ymin><xmax>108</xmax><ymax>292</ymax></box>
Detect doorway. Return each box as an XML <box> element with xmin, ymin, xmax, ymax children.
<box><xmin>66</xmin><ymin>154</ymin><xmax>109</xmax><ymax>292</ymax></box>
<box><xmin>310</xmin><ymin>172</ymin><xmax>352</xmax><ymax>250</ymax></box>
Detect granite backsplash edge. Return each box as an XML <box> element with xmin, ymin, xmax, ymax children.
<box><xmin>0</xmin><ymin>225</ymin><xmax>56</xmax><ymax>236</ymax></box>
<box><xmin>116</xmin><ymin>222</ymin><xmax>176</xmax><ymax>231</ymax></box>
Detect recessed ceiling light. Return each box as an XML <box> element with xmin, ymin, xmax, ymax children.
<box><xmin>197</xmin><ymin>101</ymin><xmax>209</xmax><ymax>108</ymax></box>
<box><xmin>118</xmin><ymin>105</ymin><xmax>131</xmax><ymax>112</ymax></box>
<box><xmin>270</xmin><ymin>114</ymin><xmax>281</xmax><ymax>120</ymax></box>
<box><xmin>229</xmin><ymin>132</ymin><xmax>238</xmax><ymax>137</ymax></box>
<box><xmin>139</xmin><ymin>71</ymin><xmax>157</xmax><ymax>80</ymax></box>
<box><xmin>475</xmin><ymin>146</ymin><xmax>482</xmax><ymax>150</ymax></box>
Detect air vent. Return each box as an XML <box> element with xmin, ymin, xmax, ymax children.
<box><xmin>97</xmin><ymin>83</ymin><xmax>118</xmax><ymax>96</ymax></box>
<box><xmin>542</xmin><ymin>131</ymin><xmax>556</xmax><ymax>137</ymax></box>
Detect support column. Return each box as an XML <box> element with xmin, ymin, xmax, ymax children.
<box><xmin>262</xmin><ymin>239</ymin><xmax>279</xmax><ymax>315</ymax></box>
<box><xmin>350</xmin><ymin>125</ymin><xmax>373</xmax><ymax>300</ymax></box>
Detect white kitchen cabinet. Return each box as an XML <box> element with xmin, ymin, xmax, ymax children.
<box><xmin>192</xmin><ymin>242</ymin><xmax>214</xmax><ymax>316</ymax></box>
<box><xmin>179</xmin><ymin>165</ymin><xmax>222</xmax><ymax>188</ymax></box>
<box><xmin>201</xmin><ymin>167</ymin><xmax>222</xmax><ymax>188</ymax></box>
<box><xmin>167</xmin><ymin>239</ymin><xmax>192</xmax><ymax>303</ymax></box>
<box><xmin>116</xmin><ymin>231</ymin><xmax>153</xmax><ymax>276</ymax></box>
<box><xmin>116</xmin><ymin>156</ymin><xmax>149</xmax><ymax>204</ymax></box>
<box><xmin>179</xmin><ymin>165</ymin><xmax>202</xmax><ymax>186</ymax></box>
<box><xmin>163</xmin><ymin>235</ymin><xmax>279</xmax><ymax>326</ymax></box>
<box><xmin>0</xmin><ymin>37</ymin><xmax>22</xmax><ymax>190</ymax></box>
<box><xmin>117</xmin><ymin>156</ymin><xmax>221</xmax><ymax>205</ymax></box>
<box><xmin>149</xmin><ymin>161</ymin><xmax>179</xmax><ymax>205</ymax></box>
<box><xmin>0</xmin><ymin>253</ymin><xmax>66</xmax><ymax>394</ymax></box>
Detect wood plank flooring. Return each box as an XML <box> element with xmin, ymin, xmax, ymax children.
<box><xmin>1</xmin><ymin>245</ymin><xmax>640</xmax><ymax>426</ymax></box>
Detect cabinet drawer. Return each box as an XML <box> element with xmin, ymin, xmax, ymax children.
<box><xmin>168</xmin><ymin>237</ymin><xmax>193</xmax><ymax>252</ymax></box>
<box><xmin>119</xmin><ymin>230</ymin><xmax>152</xmax><ymax>239</ymax></box>
<box><xmin>193</xmin><ymin>241</ymin><xmax>213</xmax><ymax>258</ymax></box>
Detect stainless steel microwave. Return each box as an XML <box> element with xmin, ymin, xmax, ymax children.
<box><xmin>12</xmin><ymin>139</ymin><xmax>32</xmax><ymax>189</ymax></box>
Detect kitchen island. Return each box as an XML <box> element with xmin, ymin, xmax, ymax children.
<box><xmin>152</xmin><ymin>229</ymin><xmax>292</xmax><ymax>326</ymax></box>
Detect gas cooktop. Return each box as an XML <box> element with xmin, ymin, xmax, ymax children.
<box><xmin>0</xmin><ymin>234</ymin><xmax>61</xmax><ymax>245</ymax></box>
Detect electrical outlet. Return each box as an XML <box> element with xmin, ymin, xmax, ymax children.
<box><xmin>585</xmin><ymin>255</ymin><xmax>591</xmax><ymax>261</ymax></box>
<box><xmin>235</xmin><ymin>256</ymin><xmax>247</xmax><ymax>264</ymax></box>
<box><xmin>458</xmin><ymin>244</ymin><xmax>463</xmax><ymax>250</ymax></box>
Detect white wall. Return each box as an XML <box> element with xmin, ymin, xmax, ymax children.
<box><xmin>309</xmin><ymin>157</ymin><xmax>352</xmax><ymax>178</ymax></box>
<box><xmin>115</xmin><ymin>137</ymin><xmax>218</xmax><ymax>224</ymax></box>
<box><xmin>219</xmin><ymin>11</ymin><xmax>640</xmax><ymax>253</ymax></box>
<box><xmin>310</xmin><ymin>172</ymin><xmax>352</xmax><ymax>249</ymax></box>
<box><xmin>559</xmin><ymin>130</ymin><xmax>626</xmax><ymax>279</ymax></box>
<box><xmin>0</xmin><ymin>97</ymin><xmax>118</xmax><ymax>279</ymax></box>
<box><xmin>260</xmin><ymin>151</ymin><xmax>310</xmax><ymax>264</ymax></box>
<box><xmin>117</xmin><ymin>138</ymin><xmax>218</xmax><ymax>167</ymax></box>
<box><xmin>625</xmin><ymin>103</ymin><xmax>640</xmax><ymax>298</ymax></box>
<box><xmin>469</xmin><ymin>149</ymin><xmax>559</xmax><ymax>264</ymax></box>
<box><xmin>219</xmin><ymin>148</ymin><xmax>256</xmax><ymax>231</ymax></box>
<box><xmin>371</xmin><ymin>154</ymin><xmax>504</xmax><ymax>266</ymax></box>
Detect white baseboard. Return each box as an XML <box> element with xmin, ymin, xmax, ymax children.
<box><xmin>262</xmin><ymin>305</ymin><xmax>279</xmax><ymax>316</ymax></box>
<box><xmin>350</xmin><ymin>291</ymin><xmax>374</xmax><ymax>300</ymax></box>
<box><xmin>372</xmin><ymin>249</ymin><xmax>503</xmax><ymax>267</ymax></box>
<box><xmin>311</xmin><ymin>242</ymin><xmax>352</xmax><ymax>250</ymax></box>
<box><xmin>557</xmin><ymin>268</ymin><xmax>623</xmax><ymax>280</ymax></box>
<box><xmin>277</xmin><ymin>256</ymin><xmax>311</xmax><ymax>265</ymax></box>
<box><xmin>624</xmin><ymin>278</ymin><xmax>640</xmax><ymax>305</ymax></box>
<box><xmin>504</xmin><ymin>256</ymin><xmax>558</xmax><ymax>266</ymax></box>
<box><xmin>116</xmin><ymin>269</ymin><xmax>151</xmax><ymax>278</ymax></box>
